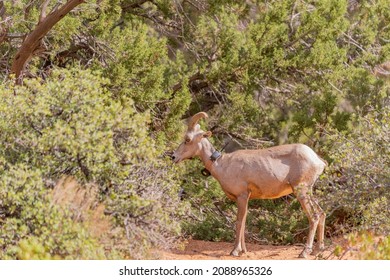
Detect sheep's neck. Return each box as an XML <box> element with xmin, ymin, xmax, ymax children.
<box><xmin>199</xmin><ymin>138</ymin><xmax>220</xmax><ymax>175</ymax></box>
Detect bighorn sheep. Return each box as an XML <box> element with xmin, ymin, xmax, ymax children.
<box><xmin>172</xmin><ymin>112</ymin><xmax>327</xmax><ymax>258</ymax></box>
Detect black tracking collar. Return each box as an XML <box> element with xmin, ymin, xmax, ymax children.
<box><xmin>210</xmin><ymin>150</ymin><xmax>222</xmax><ymax>162</ymax></box>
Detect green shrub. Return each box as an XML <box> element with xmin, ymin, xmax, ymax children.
<box><xmin>355</xmin><ymin>233</ymin><xmax>390</xmax><ymax>260</ymax></box>
<box><xmin>0</xmin><ymin>68</ymin><xmax>185</xmax><ymax>259</ymax></box>
<box><xmin>0</xmin><ymin>163</ymin><xmax>109</xmax><ymax>259</ymax></box>
<box><xmin>0</xmin><ymin>68</ymin><xmax>154</xmax><ymax>188</ymax></box>
<box><xmin>317</xmin><ymin>109</ymin><xmax>390</xmax><ymax>234</ymax></box>
<box><xmin>105</xmin><ymin>161</ymin><xmax>186</xmax><ymax>259</ymax></box>
<box><xmin>335</xmin><ymin>232</ymin><xmax>390</xmax><ymax>260</ymax></box>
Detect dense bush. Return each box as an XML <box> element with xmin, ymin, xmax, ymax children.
<box><xmin>352</xmin><ymin>233</ymin><xmax>390</xmax><ymax>260</ymax></box>
<box><xmin>0</xmin><ymin>68</ymin><xmax>185</xmax><ymax>259</ymax></box>
<box><xmin>105</xmin><ymin>161</ymin><xmax>186</xmax><ymax>259</ymax></box>
<box><xmin>0</xmin><ymin>163</ymin><xmax>109</xmax><ymax>259</ymax></box>
<box><xmin>335</xmin><ymin>232</ymin><xmax>390</xmax><ymax>260</ymax></box>
<box><xmin>317</xmin><ymin>109</ymin><xmax>390</xmax><ymax>235</ymax></box>
<box><xmin>0</xmin><ymin>68</ymin><xmax>153</xmax><ymax>187</ymax></box>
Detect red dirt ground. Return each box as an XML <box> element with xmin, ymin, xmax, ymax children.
<box><xmin>155</xmin><ymin>239</ymin><xmax>355</xmax><ymax>260</ymax></box>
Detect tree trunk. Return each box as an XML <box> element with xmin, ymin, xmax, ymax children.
<box><xmin>10</xmin><ymin>0</ymin><xmax>85</xmax><ymax>84</ymax></box>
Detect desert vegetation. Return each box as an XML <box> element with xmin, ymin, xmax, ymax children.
<box><xmin>0</xmin><ymin>0</ymin><xmax>388</xmax><ymax>259</ymax></box>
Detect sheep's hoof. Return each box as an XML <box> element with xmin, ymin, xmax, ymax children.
<box><xmin>230</xmin><ymin>249</ymin><xmax>241</xmax><ymax>257</ymax></box>
<box><xmin>299</xmin><ymin>248</ymin><xmax>312</xmax><ymax>259</ymax></box>
<box><xmin>311</xmin><ymin>245</ymin><xmax>324</xmax><ymax>256</ymax></box>
<box><xmin>298</xmin><ymin>251</ymin><xmax>308</xmax><ymax>258</ymax></box>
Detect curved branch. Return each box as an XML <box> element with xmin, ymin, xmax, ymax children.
<box><xmin>11</xmin><ymin>0</ymin><xmax>85</xmax><ymax>84</ymax></box>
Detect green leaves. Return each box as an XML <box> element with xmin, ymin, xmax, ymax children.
<box><xmin>317</xmin><ymin>109</ymin><xmax>390</xmax><ymax>234</ymax></box>
<box><xmin>0</xmin><ymin>68</ymin><xmax>154</xmax><ymax>186</ymax></box>
<box><xmin>0</xmin><ymin>164</ymin><xmax>108</xmax><ymax>259</ymax></box>
<box><xmin>0</xmin><ymin>67</ymin><xmax>186</xmax><ymax>259</ymax></box>
<box><xmin>105</xmin><ymin>24</ymin><xmax>169</xmax><ymax>107</ymax></box>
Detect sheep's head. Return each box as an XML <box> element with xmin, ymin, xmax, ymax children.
<box><xmin>172</xmin><ymin>112</ymin><xmax>212</xmax><ymax>164</ymax></box>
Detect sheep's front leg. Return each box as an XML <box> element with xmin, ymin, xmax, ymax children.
<box><xmin>230</xmin><ymin>191</ymin><xmax>250</xmax><ymax>256</ymax></box>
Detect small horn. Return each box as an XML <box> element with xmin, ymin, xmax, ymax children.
<box><xmin>187</xmin><ymin>112</ymin><xmax>208</xmax><ymax>130</ymax></box>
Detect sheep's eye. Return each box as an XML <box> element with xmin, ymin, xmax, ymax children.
<box><xmin>185</xmin><ymin>138</ymin><xmax>191</xmax><ymax>144</ymax></box>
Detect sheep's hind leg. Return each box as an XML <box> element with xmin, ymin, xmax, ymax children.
<box><xmin>294</xmin><ymin>185</ymin><xmax>320</xmax><ymax>258</ymax></box>
<box><xmin>311</xmin><ymin>198</ymin><xmax>326</xmax><ymax>255</ymax></box>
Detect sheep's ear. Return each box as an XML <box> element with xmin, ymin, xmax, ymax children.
<box><xmin>203</xmin><ymin>131</ymin><xmax>212</xmax><ymax>138</ymax></box>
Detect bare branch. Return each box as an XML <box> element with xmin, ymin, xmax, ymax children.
<box><xmin>39</xmin><ymin>0</ymin><xmax>52</xmax><ymax>23</ymax></box>
<box><xmin>342</xmin><ymin>32</ymin><xmax>366</xmax><ymax>53</ymax></box>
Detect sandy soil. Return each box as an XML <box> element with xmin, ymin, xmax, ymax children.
<box><xmin>156</xmin><ymin>239</ymin><xmax>354</xmax><ymax>260</ymax></box>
